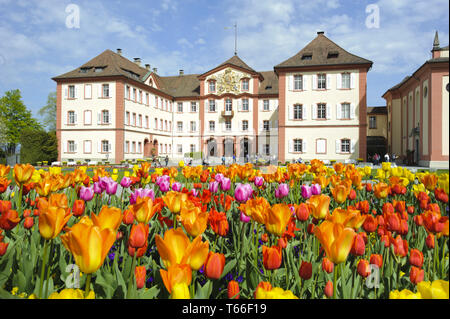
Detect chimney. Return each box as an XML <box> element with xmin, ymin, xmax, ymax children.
<box><xmin>432</xmin><ymin>31</ymin><xmax>441</xmax><ymax>58</ymax></box>
<box><xmin>153</xmin><ymin>67</ymin><xmax>157</xmax><ymax>74</ymax></box>
<box><xmin>134</xmin><ymin>58</ymin><xmax>141</xmax><ymax>66</ymax></box>
<box><xmin>317</xmin><ymin>31</ymin><xmax>325</xmax><ymax>35</ymax></box>
<box><xmin>145</xmin><ymin>64</ymin><xmax>151</xmax><ymax>70</ymax></box>
<box><xmin>116</xmin><ymin>48</ymin><xmax>122</xmax><ymax>55</ymax></box>
<box><xmin>179</xmin><ymin>69</ymin><xmax>184</xmax><ymax>76</ymax></box>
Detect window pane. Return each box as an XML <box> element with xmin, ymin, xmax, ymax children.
<box><xmin>294</xmin><ymin>75</ymin><xmax>302</xmax><ymax>90</ymax></box>
<box><xmin>342</xmin><ymin>74</ymin><xmax>350</xmax><ymax>89</ymax></box>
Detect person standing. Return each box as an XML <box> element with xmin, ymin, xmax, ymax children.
<box><xmin>165</xmin><ymin>155</ymin><xmax>169</xmax><ymax>167</ymax></box>
<box><xmin>384</xmin><ymin>153</ymin><xmax>390</xmax><ymax>163</ymax></box>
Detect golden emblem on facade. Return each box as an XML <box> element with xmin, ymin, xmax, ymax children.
<box><xmin>214</xmin><ymin>68</ymin><xmax>242</xmax><ymax>95</ymax></box>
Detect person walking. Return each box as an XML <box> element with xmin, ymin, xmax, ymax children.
<box><xmin>222</xmin><ymin>155</ymin><xmax>225</xmax><ymax>166</ymax></box>
<box><xmin>384</xmin><ymin>153</ymin><xmax>390</xmax><ymax>163</ymax></box>
<box><xmin>165</xmin><ymin>155</ymin><xmax>169</xmax><ymax>167</ymax></box>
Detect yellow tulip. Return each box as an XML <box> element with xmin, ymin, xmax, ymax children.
<box><xmin>131</xmin><ymin>197</ymin><xmax>160</xmax><ymax>224</ymax></box>
<box><xmin>255</xmin><ymin>286</ymin><xmax>298</xmax><ymax>299</ymax></box>
<box><xmin>381</xmin><ymin>162</ymin><xmax>391</xmax><ymax>171</ymax></box>
<box><xmin>91</xmin><ymin>206</ymin><xmax>123</xmax><ymax>232</ymax></box>
<box><xmin>160</xmin><ymin>263</ymin><xmax>192</xmax><ymax>296</ymax></box>
<box><xmin>38</xmin><ymin>194</ymin><xmax>72</xmax><ymax>240</ymax></box>
<box><xmin>239</xmin><ymin>197</ymin><xmax>270</xmax><ymax>225</ymax></box>
<box><xmin>417</xmin><ymin>280</ymin><xmax>449</xmax><ymax>299</ymax></box>
<box><xmin>170</xmin><ymin>283</ymin><xmax>190</xmax><ymax>299</ymax></box>
<box><xmin>60</xmin><ymin>222</ymin><xmax>116</xmax><ymax>274</ymax></box>
<box><xmin>13</xmin><ymin>163</ymin><xmax>35</xmax><ymax>185</ymax></box>
<box><xmin>306</xmin><ymin>194</ymin><xmax>331</xmax><ymax>220</ymax></box>
<box><xmin>162</xmin><ymin>191</ymin><xmax>188</xmax><ymax>214</ymax></box>
<box><xmin>389</xmin><ymin>289</ymin><xmax>422</xmax><ymax>299</ymax></box>
<box><xmin>327</xmin><ymin>208</ymin><xmax>367</xmax><ymax>230</ymax></box>
<box><xmin>48</xmin><ymin>289</ymin><xmax>95</xmax><ymax>299</ymax></box>
<box><xmin>179</xmin><ymin>201</ymin><xmax>208</xmax><ymax>238</ymax></box>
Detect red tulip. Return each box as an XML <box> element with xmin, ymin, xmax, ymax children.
<box><xmin>128</xmin><ymin>223</ymin><xmax>149</xmax><ymax>249</ymax></box>
<box><xmin>204</xmin><ymin>252</ymin><xmax>226</xmax><ymax>280</ymax></box>
<box><xmin>407</xmin><ymin>206</ymin><xmax>415</xmax><ymax>214</ymax></box>
<box><xmin>322</xmin><ymin>257</ymin><xmax>334</xmax><ymax>274</ymax></box>
<box><xmin>135</xmin><ymin>265</ymin><xmax>146</xmax><ymax>289</ymax></box>
<box><xmin>357</xmin><ymin>259</ymin><xmax>371</xmax><ymax>278</ymax></box>
<box><xmin>262</xmin><ymin>246</ymin><xmax>282</xmax><ymax>270</ymax></box>
<box><xmin>0</xmin><ymin>242</ymin><xmax>8</xmax><ymax>256</ymax></box>
<box><xmin>410</xmin><ymin>266</ymin><xmax>424</xmax><ymax>285</ymax></box>
<box><xmin>299</xmin><ymin>261</ymin><xmax>313</xmax><ymax>280</ymax></box>
<box><xmin>295</xmin><ymin>203</ymin><xmax>310</xmax><ymax>222</ymax></box>
<box><xmin>349</xmin><ymin>189</ymin><xmax>356</xmax><ymax>201</ymax></box>
<box><xmin>227</xmin><ymin>280</ymin><xmax>240</xmax><ymax>299</ymax></box>
<box><xmin>23</xmin><ymin>217</ymin><xmax>34</xmax><ymax>229</ymax></box>
<box><xmin>409</xmin><ymin>249</ymin><xmax>424</xmax><ymax>268</ymax></box>
<box><xmin>425</xmin><ymin>234</ymin><xmax>435</xmax><ymax>249</ymax></box>
<box><xmin>324</xmin><ymin>280</ymin><xmax>333</xmax><ymax>298</ymax></box>
<box><xmin>392</xmin><ymin>235</ymin><xmax>408</xmax><ymax>257</ymax></box>
<box><xmin>72</xmin><ymin>199</ymin><xmax>85</xmax><ymax>217</ymax></box>
<box><xmin>122</xmin><ymin>209</ymin><xmax>134</xmax><ymax>225</ymax></box>
<box><xmin>363</xmin><ymin>215</ymin><xmax>378</xmax><ymax>233</ymax></box>
<box><xmin>370</xmin><ymin>254</ymin><xmax>383</xmax><ymax>269</ymax></box>
<box><xmin>351</xmin><ymin>233</ymin><xmax>365</xmax><ymax>256</ymax></box>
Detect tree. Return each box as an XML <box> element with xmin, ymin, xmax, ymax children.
<box><xmin>0</xmin><ymin>89</ymin><xmax>42</xmax><ymax>156</ymax></box>
<box><xmin>19</xmin><ymin>128</ymin><xmax>58</xmax><ymax>165</ymax></box>
<box><xmin>38</xmin><ymin>91</ymin><xmax>57</xmax><ymax>132</ymax></box>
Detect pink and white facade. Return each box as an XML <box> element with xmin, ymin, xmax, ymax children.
<box><xmin>53</xmin><ymin>32</ymin><xmax>372</xmax><ymax>164</ymax></box>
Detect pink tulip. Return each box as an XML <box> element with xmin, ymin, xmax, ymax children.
<box><xmin>275</xmin><ymin>183</ymin><xmax>289</xmax><ymax>198</ymax></box>
<box><xmin>301</xmin><ymin>185</ymin><xmax>312</xmax><ymax>199</ymax></box>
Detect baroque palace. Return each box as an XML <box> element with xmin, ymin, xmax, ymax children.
<box><xmin>53</xmin><ymin>31</ymin><xmax>373</xmax><ymax>164</ymax></box>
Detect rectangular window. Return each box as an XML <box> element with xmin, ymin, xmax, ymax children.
<box><xmin>164</xmin><ymin>120</ymin><xmax>168</xmax><ymax>131</ymax></box>
<box><xmin>242</xmin><ymin>79</ymin><xmax>249</xmax><ymax>91</ymax></box>
<box><xmin>84</xmin><ymin>110</ymin><xmax>92</xmax><ymax>125</ymax></box>
<box><xmin>190</xmin><ymin>144</ymin><xmax>195</xmax><ymax>153</ymax></box>
<box><xmin>126</xmin><ymin>86</ymin><xmax>130</xmax><ymax>99</ymax></box>
<box><xmin>102</xmin><ymin>140</ymin><xmax>110</xmax><ymax>153</ymax></box>
<box><xmin>341</xmin><ymin>139</ymin><xmax>350</xmax><ymax>153</ymax></box>
<box><xmin>263</xmin><ymin>144</ymin><xmax>270</xmax><ymax>155</ymax></box>
<box><xmin>145</xmin><ymin>93</ymin><xmax>149</xmax><ymax>105</ymax></box>
<box><xmin>209</xmin><ymin>81</ymin><xmax>216</xmax><ymax>93</ymax></box>
<box><xmin>126</xmin><ymin>112</ymin><xmax>130</xmax><ymax>125</ymax></box>
<box><xmin>191</xmin><ymin>102</ymin><xmax>197</xmax><ymax>112</ymax></box>
<box><xmin>84</xmin><ymin>140</ymin><xmax>92</xmax><ymax>153</ymax></box>
<box><xmin>317</xmin><ymin>74</ymin><xmax>326</xmax><ymax>89</ymax></box>
<box><xmin>263</xmin><ymin>100</ymin><xmax>270</xmax><ymax>111</ymax></box>
<box><xmin>209</xmin><ymin>100</ymin><xmax>216</xmax><ymax>112</ymax></box>
<box><xmin>317</xmin><ymin>104</ymin><xmax>326</xmax><ymax>119</ymax></box>
<box><xmin>294</xmin><ymin>75</ymin><xmax>303</xmax><ymax>90</ymax></box>
<box><xmin>242</xmin><ymin>99</ymin><xmax>249</xmax><ymax>111</ymax></box>
<box><xmin>155</xmin><ymin>96</ymin><xmax>158</xmax><ymax>108</ymax></box>
<box><xmin>102</xmin><ymin>110</ymin><xmax>110</xmax><ymax>124</ymax></box>
<box><xmin>225</xmin><ymin>99</ymin><xmax>232</xmax><ymax>112</ymax></box>
<box><xmin>177</xmin><ymin>121</ymin><xmax>183</xmax><ymax>132</ymax></box>
<box><xmin>138</xmin><ymin>142</ymin><xmax>142</xmax><ymax>153</ymax></box>
<box><xmin>68</xmin><ymin>111</ymin><xmax>75</xmax><ymax>124</ymax></box>
<box><xmin>341</xmin><ymin>103</ymin><xmax>350</xmax><ymax>119</ymax></box>
<box><xmin>68</xmin><ymin>85</ymin><xmax>75</xmax><ymax>98</ymax></box>
<box><xmin>190</xmin><ymin>121</ymin><xmax>196</xmax><ymax>132</ymax></box>
<box><xmin>125</xmin><ymin>141</ymin><xmax>129</xmax><ymax>153</ymax></box>
<box><xmin>316</xmin><ymin>139</ymin><xmax>326</xmax><ymax>154</ymax></box>
<box><xmin>225</xmin><ymin>120</ymin><xmax>232</xmax><ymax>131</ymax></box>
<box><xmin>145</xmin><ymin>116</ymin><xmax>149</xmax><ymax>129</ymax></box>
<box><xmin>177</xmin><ymin>144</ymin><xmax>183</xmax><ymax>154</ymax></box>
<box><xmin>369</xmin><ymin>116</ymin><xmax>377</xmax><ymax>129</ymax></box>
<box><xmin>138</xmin><ymin>114</ymin><xmax>142</xmax><ymax>127</ymax></box>
<box><xmin>68</xmin><ymin>140</ymin><xmax>75</xmax><ymax>153</ymax></box>
<box><xmin>132</xmin><ymin>88</ymin><xmax>136</xmax><ymax>101</ymax></box>
<box><xmin>177</xmin><ymin>102</ymin><xmax>183</xmax><ymax>113</ymax></box>
<box><xmin>294</xmin><ymin>105</ymin><xmax>303</xmax><ymax>120</ymax></box>
<box><xmin>132</xmin><ymin>113</ymin><xmax>136</xmax><ymax>126</ymax></box>
<box><xmin>242</xmin><ymin>120</ymin><xmax>248</xmax><ymax>131</ymax></box>
<box><xmin>160</xmin><ymin>119</ymin><xmax>163</xmax><ymax>130</ymax></box>
<box><xmin>102</xmin><ymin>84</ymin><xmax>110</xmax><ymax>98</ymax></box>
<box><xmin>263</xmin><ymin>120</ymin><xmax>270</xmax><ymax>131</ymax></box>
<box><xmin>155</xmin><ymin>118</ymin><xmax>158</xmax><ymax>129</ymax></box>
<box><xmin>341</xmin><ymin>73</ymin><xmax>350</xmax><ymax>89</ymax></box>
<box><xmin>139</xmin><ymin>91</ymin><xmax>143</xmax><ymax>103</ymax></box>
<box><xmin>132</xmin><ymin>142</ymin><xmax>136</xmax><ymax>153</ymax></box>
<box><xmin>209</xmin><ymin>121</ymin><xmax>215</xmax><ymax>132</ymax></box>
<box><xmin>85</xmin><ymin>84</ymin><xmax>92</xmax><ymax>99</ymax></box>
<box><xmin>294</xmin><ymin>139</ymin><xmax>303</xmax><ymax>152</ymax></box>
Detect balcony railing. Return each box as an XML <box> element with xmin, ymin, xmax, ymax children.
<box><xmin>221</xmin><ymin>109</ymin><xmax>234</xmax><ymax>118</ymax></box>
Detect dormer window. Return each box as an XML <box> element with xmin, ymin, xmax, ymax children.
<box><xmin>80</xmin><ymin>67</ymin><xmax>91</xmax><ymax>73</ymax></box>
<box><xmin>301</xmin><ymin>54</ymin><xmax>312</xmax><ymax>60</ymax></box>
<box><xmin>327</xmin><ymin>51</ymin><xmax>339</xmax><ymax>59</ymax></box>
<box><xmin>94</xmin><ymin>67</ymin><xmax>105</xmax><ymax>73</ymax></box>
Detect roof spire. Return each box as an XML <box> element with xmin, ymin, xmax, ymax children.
<box><xmin>433</xmin><ymin>30</ymin><xmax>440</xmax><ymax>50</ymax></box>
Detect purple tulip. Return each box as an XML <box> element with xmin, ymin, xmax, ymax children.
<box><xmin>120</xmin><ymin>176</ymin><xmax>132</xmax><ymax>188</ymax></box>
<box><xmin>209</xmin><ymin>181</ymin><xmax>219</xmax><ymax>193</ymax></box>
<box><xmin>214</xmin><ymin>173</ymin><xmax>224</xmax><ymax>184</ymax></box>
<box><xmin>172</xmin><ymin>182</ymin><xmax>181</xmax><ymax>192</ymax></box>
<box><xmin>235</xmin><ymin>183</ymin><xmax>252</xmax><ymax>203</ymax></box>
<box><xmin>220</xmin><ymin>177</ymin><xmax>231</xmax><ymax>192</ymax></box>
<box><xmin>191</xmin><ymin>188</ymin><xmax>198</xmax><ymax>197</ymax></box>
<box><xmin>254</xmin><ymin>176</ymin><xmax>264</xmax><ymax>187</ymax></box>
<box><xmin>301</xmin><ymin>185</ymin><xmax>312</xmax><ymax>199</ymax></box>
<box><xmin>79</xmin><ymin>186</ymin><xmax>94</xmax><ymax>201</ymax></box>
<box><xmin>240</xmin><ymin>211</ymin><xmax>251</xmax><ymax>223</ymax></box>
<box><xmin>156</xmin><ymin>175</ymin><xmax>170</xmax><ymax>186</ymax></box>
<box><xmin>275</xmin><ymin>183</ymin><xmax>289</xmax><ymax>198</ymax></box>
<box><xmin>93</xmin><ymin>182</ymin><xmax>103</xmax><ymax>194</ymax></box>
<box><xmin>130</xmin><ymin>188</ymin><xmax>155</xmax><ymax>204</ymax></box>
<box><xmin>105</xmin><ymin>180</ymin><xmax>118</xmax><ymax>195</ymax></box>
<box><xmin>311</xmin><ymin>183</ymin><xmax>321</xmax><ymax>195</ymax></box>
<box><xmin>159</xmin><ymin>180</ymin><xmax>170</xmax><ymax>192</ymax></box>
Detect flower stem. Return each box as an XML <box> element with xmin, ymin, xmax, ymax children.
<box><xmin>39</xmin><ymin>239</ymin><xmax>49</xmax><ymax>299</ymax></box>
<box><xmin>44</xmin><ymin>239</ymin><xmax>54</xmax><ymax>299</ymax></box>
<box><xmin>333</xmin><ymin>266</ymin><xmax>338</xmax><ymax>299</ymax></box>
<box><xmin>84</xmin><ymin>273</ymin><xmax>92</xmax><ymax>298</ymax></box>
<box><xmin>127</xmin><ymin>253</ymin><xmax>137</xmax><ymax>299</ymax></box>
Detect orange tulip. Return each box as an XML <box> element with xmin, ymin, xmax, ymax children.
<box><xmin>90</xmin><ymin>205</ymin><xmax>123</xmax><ymax>232</ymax></box>
<box><xmin>227</xmin><ymin>280</ymin><xmax>240</xmax><ymax>299</ymax></box>
<box><xmin>13</xmin><ymin>163</ymin><xmax>34</xmax><ymax>185</ymax></box>
<box><xmin>362</xmin><ymin>215</ymin><xmax>378</xmax><ymax>233</ymax></box>
<box><xmin>203</xmin><ymin>251</ymin><xmax>226</xmax><ymax>280</ymax></box>
<box><xmin>72</xmin><ymin>200</ymin><xmax>85</xmax><ymax>217</ymax></box>
<box><xmin>410</xmin><ymin>266</ymin><xmax>424</xmax><ymax>285</ymax></box>
<box><xmin>128</xmin><ymin>223</ymin><xmax>149</xmax><ymax>249</ymax></box>
<box><xmin>313</xmin><ymin>175</ymin><xmax>329</xmax><ymax>189</ymax></box>
<box><xmin>0</xmin><ymin>177</ymin><xmax>11</xmax><ymax>193</ymax></box>
<box><xmin>155</xmin><ymin>227</ymin><xmax>209</xmax><ymax>270</ymax></box>
<box><xmin>60</xmin><ymin>222</ymin><xmax>116</xmax><ymax>274</ymax></box>
<box><xmin>262</xmin><ymin>245</ymin><xmax>282</xmax><ymax>270</ymax></box>
<box><xmin>160</xmin><ymin>263</ymin><xmax>192</xmax><ymax>297</ymax></box>
<box><xmin>0</xmin><ymin>165</ymin><xmax>10</xmax><ymax>178</ymax></box>
<box><xmin>331</xmin><ymin>182</ymin><xmax>351</xmax><ymax>204</ymax></box>
<box><xmin>322</xmin><ymin>257</ymin><xmax>334</xmax><ymax>273</ymax></box>
<box><xmin>179</xmin><ymin>200</ymin><xmax>208</xmax><ymax>237</ymax></box>
<box><xmin>265</xmin><ymin>203</ymin><xmax>292</xmax><ymax>237</ymax></box>
<box><xmin>357</xmin><ymin>259</ymin><xmax>371</xmax><ymax>278</ymax></box>
<box><xmin>0</xmin><ymin>209</ymin><xmax>20</xmax><ymax>231</ymax></box>
<box><xmin>314</xmin><ymin>220</ymin><xmax>356</xmax><ymax>264</ymax></box>
<box><xmin>373</xmin><ymin>182</ymin><xmax>390</xmax><ymax>199</ymax></box>
<box><xmin>370</xmin><ymin>254</ymin><xmax>383</xmax><ymax>268</ymax></box>
<box><xmin>162</xmin><ymin>191</ymin><xmax>188</xmax><ymax>214</ymax></box>
<box><xmin>135</xmin><ymin>265</ymin><xmax>146</xmax><ymax>289</ymax></box>
<box><xmin>239</xmin><ymin>197</ymin><xmax>270</xmax><ymax>225</ymax></box>
<box><xmin>421</xmin><ymin>174</ymin><xmax>438</xmax><ymax>191</ymax></box>
<box><xmin>409</xmin><ymin>249</ymin><xmax>424</xmax><ymax>268</ymax></box>
<box><xmin>208</xmin><ymin>208</ymin><xmax>229</xmax><ymax>237</ymax></box>
<box><xmin>306</xmin><ymin>194</ymin><xmax>331</xmax><ymax>220</ymax></box>
<box><xmin>327</xmin><ymin>208</ymin><xmax>367</xmax><ymax>230</ymax></box>
<box><xmin>38</xmin><ymin>195</ymin><xmax>72</xmax><ymax>240</ymax></box>
<box><xmin>131</xmin><ymin>196</ymin><xmax>160</xmax><ymax>224</ymax></box>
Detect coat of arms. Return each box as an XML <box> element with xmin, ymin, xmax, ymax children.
<box><xmin>214</xmin><ymin>68</ymin><xmax>242</xmax><ymax>95</ymax></box>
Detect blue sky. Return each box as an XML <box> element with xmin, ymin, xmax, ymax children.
<box><xmin>0</xmin><ymin>0</ymin><xmax>448</xmax><ymax>121</ymax></box>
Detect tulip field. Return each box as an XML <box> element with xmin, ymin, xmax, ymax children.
<box><xmin>0</xmin><ymin>160</ymin><xmax>448</xmax><ymax>299</ymax></box>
